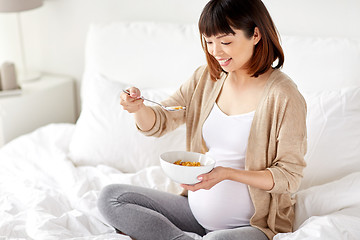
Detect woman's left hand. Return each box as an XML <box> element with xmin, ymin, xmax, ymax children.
<box><xmin>180</xmin><ymin>166</ymin><xmax>228</xmax><ymax>192</ymax></box>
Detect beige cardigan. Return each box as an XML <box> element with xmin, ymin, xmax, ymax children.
<box><xmin>140</xmin><ymin>65</ymin><xmax>307</xmax><ymax>239</ymax></box>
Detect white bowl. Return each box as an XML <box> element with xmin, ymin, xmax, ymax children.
<box><xmin>160</xmin><ymin>151</ymin><xmax>216</xmax><ymax>185</ymax></box>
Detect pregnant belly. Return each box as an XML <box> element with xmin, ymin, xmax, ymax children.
<box><xmin>188</xmin><ymin>179</ymin><xmax>255</xmax><ymax>230</ymax></box>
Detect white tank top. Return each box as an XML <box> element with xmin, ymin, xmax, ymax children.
<box><xmin>188</xmin><ymin>103</ymin><xmax>255</xmax><ymax>230</ymax></box>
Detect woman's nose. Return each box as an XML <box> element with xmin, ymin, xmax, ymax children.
<box><xmin>210</xmin><ymin>43</ymin><xmax>223</xmax><ymax>56</ymax></box>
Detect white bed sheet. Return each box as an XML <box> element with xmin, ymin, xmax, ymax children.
<box><xmin>0</xmin><ymin>123</ymin><xmax>182</xmax><ymax>240</ymax></box>
<box><xmin>1</xmin><ymin>124</ymin><xmax>360</xmax><ymax>240</ymax></box>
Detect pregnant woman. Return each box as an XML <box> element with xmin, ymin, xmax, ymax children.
<box><xmin>97</xmin><ymin>0</ymin><xmax>307</xmax><ymax>239</ymax></box>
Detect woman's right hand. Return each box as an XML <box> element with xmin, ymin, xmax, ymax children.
<box><xmin>120</xmin><ymin>87</ymin><xmax>145</xmax><ymax>113</ymax></box>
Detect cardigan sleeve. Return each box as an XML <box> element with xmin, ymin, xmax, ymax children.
<box><xmin>137</xmin><ymin>65</ymin><xmax>205</xmax><ymax>137</ymax></box>
<box><xmin>267</xmin><ymin>84</ymin><xmax>307</xmax><ymax>194</ymax></box>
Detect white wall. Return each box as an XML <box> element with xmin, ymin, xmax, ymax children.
<box><xmin>1</xmin><ymin>0</ymin><xmax>359</xmax><ymax>114</ymax></box>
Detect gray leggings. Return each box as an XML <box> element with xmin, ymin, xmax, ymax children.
<box><xmin>97</xmin><ymin>184</ymin><xmax>269</xmax><ymax>240</ymax></box>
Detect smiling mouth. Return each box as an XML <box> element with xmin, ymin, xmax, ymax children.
<box><xmin>218</xmin><ymin>58</ymin><xmax>232</xmax><ymax>65</ymax></box>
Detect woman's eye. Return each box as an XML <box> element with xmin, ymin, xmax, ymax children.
<box><xmin>221</xmin><ymin>42</ymin><xmax>231</xmax><ymax>45</ymax></box>
<box><xmin>206</xmin><ymin>41</ymin><xmax>213</xmax><ymax>44</ymax></box>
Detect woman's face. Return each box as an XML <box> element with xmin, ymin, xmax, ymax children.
<box><xmin>204</xmin><ymin>28</ymin><xmax>260</xmax><ymax>74</ymax></box>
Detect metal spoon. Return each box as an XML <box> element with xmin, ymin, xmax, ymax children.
<box><xmin>122</xmin><ymin>90</ymin><xmax>186</xmax><ymax>112</ymax></box>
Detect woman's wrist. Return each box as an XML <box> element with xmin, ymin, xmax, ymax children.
<box><xmin>134</xmin><ymin>106</ymin><xmax>156</xmax><ymax>132</ymax></box>
<box><xmin>223</xmin><ymin>167</ymin><xmax>240</xmax><ymax>181</ymax></box>
<box><xmin>220</xmin><ymin>166</ymin><xmax>235</xmax><ymax>181</ymax></box>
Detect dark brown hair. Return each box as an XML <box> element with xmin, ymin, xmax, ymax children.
<box><xmin>199</xmin><ymin>0</ymin><xmax>284</xmax><ymax>80</ymax></box>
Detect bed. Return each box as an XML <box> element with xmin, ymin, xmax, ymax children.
<box><xmin>1</xmin><ymin>20</ymin><xmax>360</xmax><ymax>240</ymax></box>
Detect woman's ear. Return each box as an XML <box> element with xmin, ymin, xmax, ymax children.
<box><xmin>253</xmin><ymin>27</ymin><xmax>262</xmax><ymax>45</ymax></box>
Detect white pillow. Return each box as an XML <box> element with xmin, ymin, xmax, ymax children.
<box><xmin>68</xmin><ymin>74</ymin><xmax>186</xmax><ymax>173</ymax></box>
<box><xmin>294</xmin><ymin>172</ymin><xmax>360</xmax><ymax>230</ymax></box>
<box><xmin>281</xmin><ymin>36</ymin><xmax>360</xmax><ymax>91</ymax></box>
<box><xmin>84</xmin><ymin>22</ymin><xmax>206</xmax><ymax>90</ymax></box>
<box><xmin>300</xmin><ymin>87</ymin><xmax>360</xmax><ymax>190</ymax></box>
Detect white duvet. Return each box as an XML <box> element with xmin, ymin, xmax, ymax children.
<box><xmin>0</xmin><ymin>124</ymin><xmax>182</xmax><ymax>240</ymax></box>
<box><xmin>1</xmin><ymin>124</ymin><xmax>360</xmax><ymax>240</ymax></box>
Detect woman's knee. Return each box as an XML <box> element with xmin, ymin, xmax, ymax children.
<box><xmin>97</xmin><ymin>184</ymin><xmax>129</xmax><ymax>213</ymax></box>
